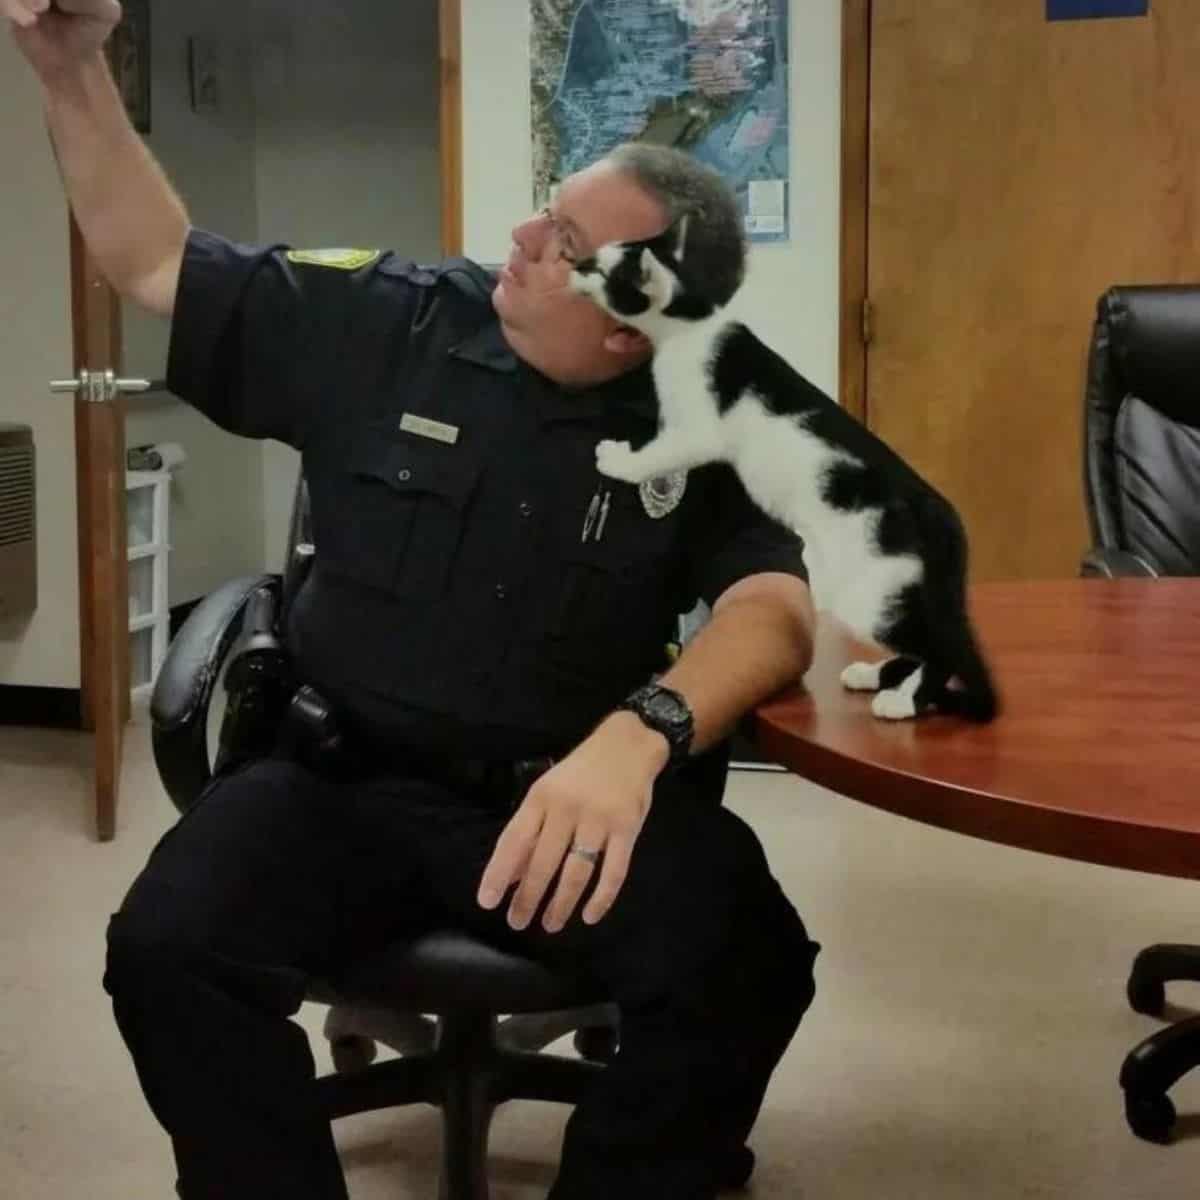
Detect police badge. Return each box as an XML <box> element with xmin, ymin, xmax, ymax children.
<box><xmin>639</xmin><ymin>471</ymin><xmax>688</xmax><ymax>519</ymax></box>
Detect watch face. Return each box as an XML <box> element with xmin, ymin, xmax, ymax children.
<box><xmin>648</xmin><ymin>691</ymin><xmax>687</xmax><ymax>724</ymax></box>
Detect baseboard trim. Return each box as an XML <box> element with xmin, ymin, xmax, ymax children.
<box><xmin>0</xmin><ymin>685</ymin><xmax>84</xmax><ymax>730</ymax></box>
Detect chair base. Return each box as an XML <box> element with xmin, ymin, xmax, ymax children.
<box><xmin>1120</xmin><ymin>1015</ymin><xmax>1200</xmax><ymax>1144</ymax></box>
<box><xmin>316</xmin><ymin>1008</ymin><xmax>604</xmax><ymax>1200</ymax></box>
<box><xmin>1127</xmin><ymin>944</ymin><xmax>1200</xmax><ymax>1016</ymax></box>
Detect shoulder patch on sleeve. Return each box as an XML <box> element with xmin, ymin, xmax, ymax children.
<box><xmin>285</xmin><ymin>248</ymin><xmax>381</xmax><ymax>271</ymax></box>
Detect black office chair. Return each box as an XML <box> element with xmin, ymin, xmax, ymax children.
<box><xmin>1080</xmin><ymin>284</ymin><xmax>1200</xmax><ymax>1144</ymax></box>
<box><xmin>148</xmin><ymin>475</ymin><xmax>753</xmax><ymax>1199</ymax></box>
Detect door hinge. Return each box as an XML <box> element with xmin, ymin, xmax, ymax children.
<box><xmin>861</xmin><ymin>297</ymin><xmax>874</xmax><ymax>347</ymax></box>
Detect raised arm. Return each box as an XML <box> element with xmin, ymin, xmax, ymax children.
<box><xmin>7</xmin><ymin>0</ymin><xmax>188</xmax><ymax>316</ymax></box>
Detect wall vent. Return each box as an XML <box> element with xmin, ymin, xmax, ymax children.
<box><xmin>0</xmin><ymin>424</ymin><xmax>37</xmax><ymax>619</ymax></box>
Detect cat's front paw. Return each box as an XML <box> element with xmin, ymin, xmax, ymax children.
<box><xmin>871</xmin><ymin>688</ymin><xmax>918</xmax><ymax>721</ymax></box>
<box><xmin>595</xmin><ymin>439</ymin><xmax>641</xmax><ymax>482</ymax></box>
<box><xmin>841</xmin><ymin>661</ymin><xmax>883</xmax><ymax>692</ymax></box>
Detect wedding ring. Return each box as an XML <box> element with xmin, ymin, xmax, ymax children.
<box><xmin>570</xmin><ymin>843</ymin><xmax>601</xmax><ymax>865</ymax></box>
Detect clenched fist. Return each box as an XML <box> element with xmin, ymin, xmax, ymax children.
<box><xmin>5</xmin><ymin>0</ymin><xmax>123</xmax><ymax>84</ymax></box>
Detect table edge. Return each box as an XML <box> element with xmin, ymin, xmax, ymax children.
<box><xmin>752</xmin><ymin>710</ymin><xmax>1200</xmax><ymax>882</ymax></box>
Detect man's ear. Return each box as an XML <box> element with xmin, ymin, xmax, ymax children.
<box><xmin>603</xmin><ymin>323</ymin><xmax>652</xmax><ymax>357</ymax></box>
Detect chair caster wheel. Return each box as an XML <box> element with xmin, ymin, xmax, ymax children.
<box><xmin>330</xmin><ymin>1034</ymin><xmax>377</xmax><ymax>1075</ymax></box>
<box><xmin>1124</xmin><ymin>1090</ymin><xmax>1176</xmax><ymax>1143</ymax></box>
<box><xmin>1127</xmin><ymin>974</ymin><xmax>1166</xmax><ymax>1017</ymax></box>
<box><xmin>573</xmin><ymin>1025</ymin><xmax>619</xmax><ymax>1063</ymax></box>
<box><xmin>716</xmin><ymin>1144</ymin><xmax>755</xmax><ymax>1190</ymax></box>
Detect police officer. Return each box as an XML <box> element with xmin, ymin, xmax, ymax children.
<box><xmin>8</xmin><ymin>4</ymin><xmax>822</xmax><ymax>1198</ymax></box>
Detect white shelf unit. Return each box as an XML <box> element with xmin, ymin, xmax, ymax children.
<box><xmin>126</xmin><ymin>469</ymin><xmax>172</xmax><ymax>701</ymax></box>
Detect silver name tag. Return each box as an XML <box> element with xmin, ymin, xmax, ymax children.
<box><xmin>399</xmin><ymin>413</ymin><xmax>460</xmax><ymax>445</ymax></box>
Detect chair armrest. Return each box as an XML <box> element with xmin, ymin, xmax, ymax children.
<box><xmin>1080</xmin><ymin>548</ymin><xmax>1160</xmax><ymax>579</ymax></box>
<box><xmin>150</xmin><ymin>574</ymin><xmax>280</xmax><ymax>812</ymax></box>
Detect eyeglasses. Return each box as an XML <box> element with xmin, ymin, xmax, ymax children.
<box><xmin>538</xmin><ymin>205</ymin><xmax>583</xmax><ymax>265</ymax></box>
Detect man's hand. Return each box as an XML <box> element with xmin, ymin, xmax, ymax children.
<box><xmin>6</xmin><ymin>0</ymin><xmax>123</xmax><ymax>84</ymax></box>
<box><xmin>477</xmin><ymin>711</ymin><xmax>670</xmax><ymax>933</ymax></box>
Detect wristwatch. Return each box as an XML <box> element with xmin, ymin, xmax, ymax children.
<box><xmin>616</xmin><ymin>681</ymin><xmax>694</xmax><ymax>770</ymax></box>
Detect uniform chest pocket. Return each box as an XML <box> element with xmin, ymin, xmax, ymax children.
<box><xmin>550</xmin><ymin>486</ymin><xmax>683</xmax><ymax>668</ymax></box>
<box><xmin>332</xmin><ymin>437</ymin><xmax>482</xmax><ymax>599</ymax></box>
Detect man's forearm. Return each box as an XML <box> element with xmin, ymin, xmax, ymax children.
<box><xmin>592</xmin><ymin>589</ymin><xmax>813</xmax><ymax>768</ymax></box>
<box><xmin>43</xmin><ymin>54</ymin><xmax>188</xmax><ymax>315</ymax></box>
<box><xmin>658</xmin><ymin>592</ymin><xmax>814</xmax><ymax>753</ymax></box>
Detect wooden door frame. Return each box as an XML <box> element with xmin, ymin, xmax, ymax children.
<box><xmin>439</xmin><ymin>0</ymin><xmax>464</xmax><ymax>257</ymax></box>
<box><xmin>840</xmin><ymin>0</ymin><xmax>870</xmax><ymax>425</ymax></box>
<box><xmin>70</xmin><ymin>212</ymin><xmax>129</xmax><ymax>842</ymax></box>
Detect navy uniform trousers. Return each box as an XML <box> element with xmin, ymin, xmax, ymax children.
<box><xmin>103</xmin><ymin>754</ymin><xmax>820</xmax><ymax>1200</ymax></box>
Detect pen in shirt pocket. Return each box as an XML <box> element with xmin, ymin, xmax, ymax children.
<box><xmin>580</xmin><ymin>487</ymin><xmax>612</xmax><ymax>543</ymax></box>
<box><xmin>580</xmin><ymin>488</ymin><xmax>601</xmax><ymax>542</ymax></box>
<box><xmin>594</xmin><ymin>490</ymin><xmax>611</xmax><ymax>542</ymax></box>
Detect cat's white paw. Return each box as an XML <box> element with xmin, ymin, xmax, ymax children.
<box><xmin>871</xmin><ymin>688</ymin><xmax>918</xmax><ymax>720</ymax></box>
<box><xmin>841</xmin><ymin>661</ymin><xmax>883</xmax><ymax>692</ymax></box>
<box><xmin>595</xmin><ymin>439</ymin><xmax>640</xmax><ymax>482</ymax></box>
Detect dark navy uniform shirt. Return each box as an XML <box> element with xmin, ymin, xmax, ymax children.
<box><xmin>167</xmin><ymin>230</ymin><xmax>808</xmax><ymax>761</ymax></box>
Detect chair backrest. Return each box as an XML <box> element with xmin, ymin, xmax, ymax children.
<box><xmin>1084</xmin><ymin>286</ymin><xmax>1200</xmax><ymax>574</ymax></box>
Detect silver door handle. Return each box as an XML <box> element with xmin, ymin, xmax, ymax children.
<box><xmin>49</xmin><ymin>369</ymin><xmax>159</xmax><ymax>402</ymax></box>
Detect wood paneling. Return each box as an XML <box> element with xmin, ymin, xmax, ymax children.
<box><xmin>842</xmin><ymin>1</ymin><xmax>1200</xmax><ymax>579</ymax></box>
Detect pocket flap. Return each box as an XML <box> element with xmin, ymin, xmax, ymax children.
<box><xmin>352</xmin><ymin>437</ymin><xmax>481</xmax><ymax>509</ymax></box>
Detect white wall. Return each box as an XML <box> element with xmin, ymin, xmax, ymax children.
<box><xmin>128</xmin><ymin>0</ymin><xmax>443</xmax><ymax>595</ymax></box>
<box><xmin>123</xmin><ymin>0</ymin><xmax>266</xmax><ymax>607</ymax></box>
<box><xmin>251</xmin><ymin>0</ymin><xmax>441</xmax><ymax>569</ymax></box>
<box><xmin>461</xmin><ymin>0</ymin><xmax>842</xmax><ymax>396</ymax></box>
<box><xmin>0</xmin><ymin>35</ymin><xmax>78</xmax><ymax>688</ymax></box>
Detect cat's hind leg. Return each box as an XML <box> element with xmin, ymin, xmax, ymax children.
<box><xmin>841</xmin><ymin>654</ymin><xmax>920</xmax><ymax>693</ymax></box>
<box><xmin>871</xmin><ymin>661</ymin><xmax>925</xmax><ymax>720</ymax></box>
<box><xmin>871</xmin><ymin>661</ymin><xmax>955</xmax><ymax>720</ymax></box>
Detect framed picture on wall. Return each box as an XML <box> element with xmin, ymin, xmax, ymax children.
<box><xmin>109</xmin><ymin>0</ymin><xmax>151</xmax><ymax>134</ymax></box>
<box><xmin>188</xmin><ymin>35</ymin><xmax>221</xmax><ymax>115</ymax></box>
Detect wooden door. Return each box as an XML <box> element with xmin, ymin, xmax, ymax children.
<box><xmin>854</xmin><ymin>0</ymin><xmax>1200</xmax><ymax>580</ymax></box>
<box><xmin>65</xmin><ymin>218</ymin><xmax>130</xmax><ymax>843</ymax></box>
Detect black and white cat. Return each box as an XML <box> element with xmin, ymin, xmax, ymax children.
<box><xmin>569</xmin><ymin>221</ymin><xmax>998</xmax><ymax>721</ymax></box>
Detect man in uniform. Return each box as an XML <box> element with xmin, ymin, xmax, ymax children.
<box><xmin>7</xmin><ymin>3</ymin><xmax>822</xmax><ymax>1198</ymax></box>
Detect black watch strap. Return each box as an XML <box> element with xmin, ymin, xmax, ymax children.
<box><xmin>617</xmin><ymin>682</ymin><xmax>694</xmax><ymax>770</ymax></box>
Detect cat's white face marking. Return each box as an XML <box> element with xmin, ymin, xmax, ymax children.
<box><xmin>567</xmin><ymin>243</ymin><xmax>629</xmax><ymax>315</ymax></box>
<box><xmin>639</xmin><ymin>248</ymin><xmax>675</xmax><ymax>308</ymax></box>
<box><xmin>567</xmin><ymin>241</ymin><xmax>678</xmax><ymax>333</ymax></box>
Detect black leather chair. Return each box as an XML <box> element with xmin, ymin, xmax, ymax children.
<box><xmin>149</xmin><ymin>476</ymin><xmax>752</xmax><ymax>1198</ymax></box>
<box><xmin>1080</xmin><ymin>284</ymin><xmax>1200</xmax><ymax>1144</ymax></box>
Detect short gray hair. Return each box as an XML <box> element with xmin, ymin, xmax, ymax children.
<box><xmin>603</xmin><ymin>142</ymin><xmax>746</xmax><ymax>306</ymax></box>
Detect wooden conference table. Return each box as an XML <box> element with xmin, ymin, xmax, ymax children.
<box><xmin>754</xmin><ymin>578</ymin><xmax>1200</xmax><ymax>882</ymax></box>
<box><xmin>753</xmin><ymin>577</ymin><xmax>1200</xmax><ymax>1142</ymax></box>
